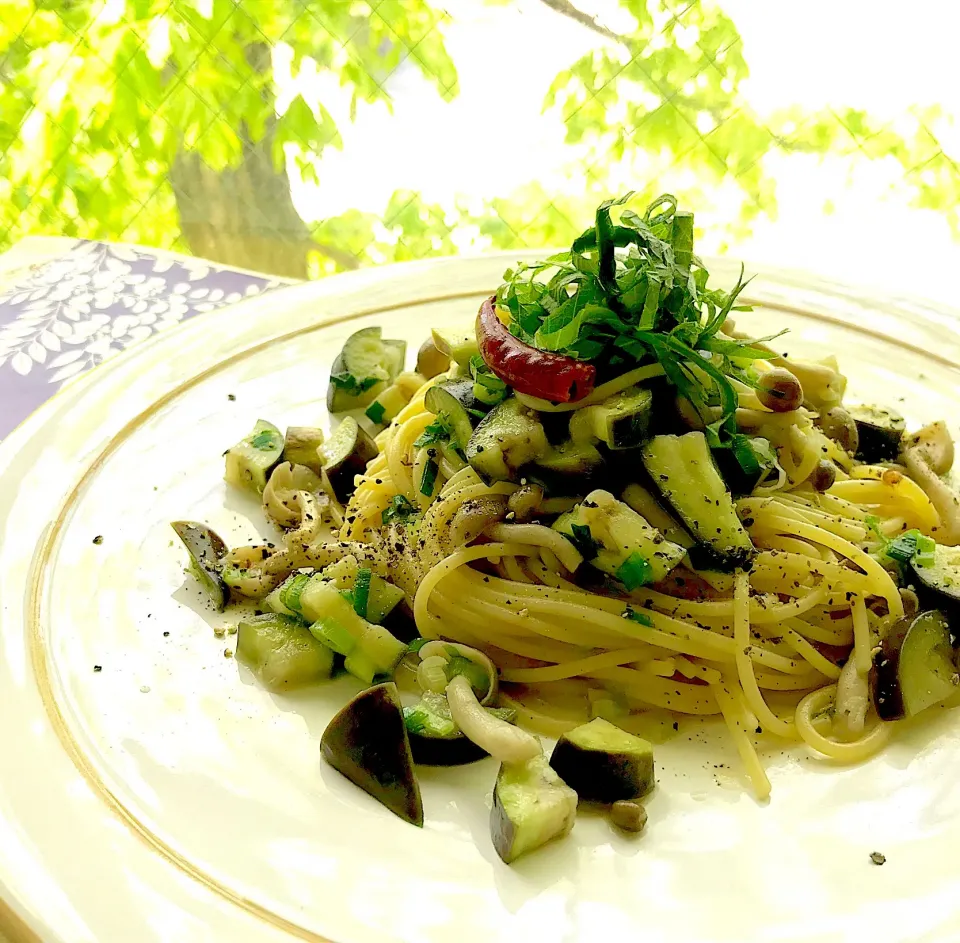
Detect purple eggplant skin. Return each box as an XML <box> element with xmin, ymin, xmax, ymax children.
<box><xmin>320</xmin><ymin>682</ymin><xmax>423</xmax><ymax>827</ymax></box>
<box><xmin>871</xmin><ymin>618</ymin><xmax>910</xmax><ymax>721</ymax></box>
<box><xmin>171</xmin><ymin>520</ymin><xmax>229</xmax><ymax>610</ymax></box>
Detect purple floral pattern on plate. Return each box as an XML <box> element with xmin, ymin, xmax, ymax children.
<box><xmin>0</xmin><ymin>241</ymin><xmax>289</xmax><ymax>439</ymax></box>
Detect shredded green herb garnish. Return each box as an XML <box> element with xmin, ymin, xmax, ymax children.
<box><xmin>470</xmin><ymin>354</ymin><xmax>508</xmax><ymax>406</ymax></box>
<box><xmin>414</xmin><ymin>412</ymin><xmax>456</xmax><ymax>448</ymax></box>
<box><xmin>564</xmin><ymin>522</ymin><xmax>600</xmax><ymax>560</ymax></box>
<box><xmin>381</xmin><ymin>494</ymin><xmax>418</xmax><ymax>526</ymax></box>
<box><xmin>250</xmin><ymin>430</ymin><xmax>281</xmax><ymax>451</ymax></box>
<box><xmin>419</xmin><ymin>457</ymin><xmax>439</xmax><ymax>496</ymax></box>
<box><xmin>622</xmin><ymin>606</ymin><xmax>653</xmax><ymax>627</ymax></box>
<box><xmin>495</xmin><ymin>192</ymin><xmax>785</xmax><ymax>447</ymax></box>
<box><xmin>365</xmin><ymin>400</ymin><xmax>386</xmax><ymax>424</ymax></box>
<box><xmin>330</xmin><ymin>372</ymin><xmax>380</xmax><ymax>396</ymax></box>
<box><xmin>616</xmin><ymin>552</ymin><xmax>654</xmax><ymax>590</ymax></box>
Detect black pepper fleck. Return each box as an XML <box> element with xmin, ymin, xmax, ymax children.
<box><xmin>869</xmin><ymin>851</ymin><xmax>886</xmax><ymax>866</ymax></box>
<box><xmin>92</xmin><ymin>535</ymin><xmax>104</xmax><ymax>545</ymax></box>
<box><xmin>227</xmin><ymin>393</ymin><xmax>236</xmax><ymax>401</ymax></box>
<box><xmin>93</xmin><ymin>665</ymin><xmax>102</xmax><ymax>672</ymax></box>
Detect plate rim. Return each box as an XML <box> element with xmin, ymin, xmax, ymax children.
<box><xmin>3</xmin><ymin>251</ymin><xmax>960</xmax><ymax>943</ymax></box>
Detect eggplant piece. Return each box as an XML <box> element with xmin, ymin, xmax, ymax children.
<box><xmin>320</xmin><ymin>682</ymin><xmax>423</xmax><ymax>827</ymax></box>
<box><xmin>403</xmin><ymin>690</ymin><xmax>517</xmax><ymax>766</ymax></box>
<box><xmin>870</xmin><ymin>610</ymin><xmax>958</xmax><ymax>720</ymax></box>
<box><xmin>170</xmin><ymin>520</ymin><xmax>229</xmax><ymax>610</ymax></box>
<box><xmin>491</xmin><ymin>753</ymin><xmax>578</xmax><ymax>864</ymax></box>
<box><xmin>416</xmin><ymin>337</ymin><xmax>451</xmax><ymax>379</ymax></box>
<box><xmin>534</xmin><ymin>440</ymin><xmax>604</xmax><ymax>478</ymax></box>
<box><xmin>568</xmin><ymin>386</ymin><xmax>654</xmax><ymax>450</ymax></box>
<box><xmin>327</xmin><ymin>327</ymin><xmax>405</xmax><ymax>412</ymax></box>
<box><xmin>431</xmin><ymin>326</ymin><xmax>479</xmax><ymax>369</ymax></box>
<box><xmin>319</xmin><ymin>416</ymin><xmax>378</xmax><ymax>503</ymax></box>
<box><xmin>282</xmin><ymin>426</ymin><xmax>325</xmax><ymax>476</ymax></box>
<box><xmin>549</xmin><ymin>717</ymin><xmax>655</xmax><ymax>802</ymax></box>
<box><xmin>236</xmin><ymin>613</ymin><xmax>334</xmax><ymax>691</ymax></box>
<box><xmin>465</xmin><ymin>397</ymin><xmax>549</xmax><ymax>483</ymax></box>
<box><xmin>552</xmin><ymin>489</ymin><xmax>686</xmax><ymax>585</ymax></box>
<box><xmin>641</xmin><ymin>432</ymin><xmax>755</xmax><ymax>572</ymax></box>
<box><xmin>711</xmin><ymin>437</ymin><xmax>776</xmax><ymax>498</ymax></box>
<box><xmin>911</xmin><ymin>543</ymin><xmax>960</xmax><ymax>622</ymax></box>
<box><xmin>224</xmin><ymin>419</ymin><xmax>284</xmax><ymax>494</ymax></box>
<box><xmin>847</xmin><ymin>404</ymin><xmax>905</xmax><ymax>462</ymax></box>
<box><xmin>423</xmin><ymin>382</ymin><xmax>476</xmax><ymax>450</ymax></box>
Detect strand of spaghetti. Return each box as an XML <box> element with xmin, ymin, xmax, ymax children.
<box><xmin>589</xmin><ymin>667</ymin><xmax>720</xmax><ymax>714</ymax></box>
<box><xmin>710</xmin><ymin>678</ymin><xmax>771</xmax><ymax>800</ymax></box>
<box><xmin>763</xmin><ymin>515</ymin><xmax>903</xmax><ymax>617</ymax></box>
<box><xmin>429</xmin><ymin>591</ymin><xmax>589</xmax><ymax>662</ymax></box>
<box><xmin>525</xmin><ymin>557</ymin><xmax>582</xmax><ymax>592</ymax></box>
<box><xmin>815</xmin><ymin>491</ymin><xmax>869</xmax><ymax>520</ymax></box>
<box><xmin>501</xmin><ymin>647</ymin><xmax>656</xmax><ymax>683</ymax></box>
<box><xmin>757</xmin><ymin>498</ymin><xmax>868</xmax><ymax>542</ymax></box>
<box><xmin>795</xmin><ymin>686</ymin><xmax>894</xmax><ymax>761</ymax></box>
<box><xmin>632</xmin><ymin>584</ymin><xmax>828</xmax><ymax>624</ymax></box>
<box><xmin>829</xmin><ymin>478</ymin><xmax>939</xmax><ymax>532</ymax></box>
<box><xmin>497</xmin><ymin>692</ymin><xmax>583</xmax><ymax>738</ymax></box>
<box><xmin>787</xmin><ymin>424</ymin><xmax>821</xmax><ymax>486</ymax></box>
<box><xmin>465</xmin><ymin>571</ymin><xmax>808</xmax><ymax>672</ymax></box>
<box><xmin>752</xmin><ymin>669</ymin><xmax>829</xmax><ymax>691</ymax></box>
<box><xmin>851</xmin><ymin>594</ymin><xmax>872</xmax><ymax>676</ymax></box>
<box><xmin>386</xmin><ymin>411</ymin><xmax>432</xmax><ymax>501</ymax></box>
<box><xmin>438</xmin><ymin>570</ymin><xmax>633</xmax><ymax>649</ymax></box>
<box><xmin>673</xmin><ymin>658</ymin><xmax>722</xmax><ymax>685</ymax></box>
<box><xmin>501</xmin><ymin>554</ymin><xmax>534</xmax><ymax>584</ymax></box>
<box><xmin>441</xmin><ymin>465</ymin><xmax>484</xmax><ymax>495</ymax></box>
<box><xmin>781</xmin><ymin>628</ymin><xmax>842</xmax><ymax>679</ymax></box>
<box><xmin>486</xmin><ymin>523</ymin><xmax>583</xmax><ymax>572</ymax></box>
<box><xmin>515</xmin><ymin>363</ymin><xmax>666</xmax><ymax>412</ymax></box>
<box><xmin>785</xmin><ymin>616</ymin><xmax>853</xmax><ymax>646</ymax></box>
<box><xmin>733</xmin><ymin>570</ymin><xmax>798</xmax><ymax>739</ymax></box>
<box><xmin>752</xmin><ymin>551</ymin><xmax>874</xmax><ymax>591</ymax></box>
<box><xmin>757</xmin><ymin>535</ymin><xmax>824</xmax><ymax>558</ymax></box>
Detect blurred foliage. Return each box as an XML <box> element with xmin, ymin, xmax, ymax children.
<box><xmin>1</xmin><ymin>0</ymin><xmax>958</xmax><ymax>277</ymax></box>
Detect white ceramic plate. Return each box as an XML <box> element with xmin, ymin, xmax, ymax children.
<box><xmin>2</xmin><ymin>254</ymin><xmax>960</xmax><ymax>943</ymax></box>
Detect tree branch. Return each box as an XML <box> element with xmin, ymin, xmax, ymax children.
<box><xmin>536</xmin><ymin>0</ymin><xmax>630</xmax><ymax>46</ymax></box>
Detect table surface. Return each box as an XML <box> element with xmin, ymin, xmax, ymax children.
<box><xmin>0</xmin><ymin>238</ymin><xmax>293</xmax><ymax>440</ymax></box>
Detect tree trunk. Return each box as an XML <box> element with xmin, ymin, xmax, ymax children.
<box><xmin>170</xmin><ymin>116</ymin><xmax>312</xmax><ymax>280</ymax></box>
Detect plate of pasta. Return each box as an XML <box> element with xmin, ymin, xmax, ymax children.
<box><xmin>2</xmin><ymin>194</ymin><xmax>960</xmax><ymax>943</ymax></box>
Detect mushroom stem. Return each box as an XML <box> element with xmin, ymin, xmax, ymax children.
<box><xmin>446</xmin><ymin>675</ymin><xmax>540</xmax><ymax>764</ymax></box>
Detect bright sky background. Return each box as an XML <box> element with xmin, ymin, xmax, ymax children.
<box><xmin>287</xmin><ymin>0</ymin><xmax>960</xmax><ymax>307</ymax></box>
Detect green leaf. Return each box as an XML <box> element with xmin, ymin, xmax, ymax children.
<box><xmin>622</xmin><ymin>606</ymin><xmax>653</xmax><ymax>627</ymax></box>
<box><xmin>564</xmin><ymin>523</ymin><xmax>600</xmax><ymax>561</ymax></box>
<box><xmin>381</xmin><ymin>495</ymin><xmax>418</xmax><ymax>527</ymax></box>
<box><xmin>616</xmin><ymin>553</ymin><xmax>653</xmax><ymax>590</ymax></box>
<box><xmin>330</xmin><ymin>372</ymin><xmax>379</xmax><ymax>395</ymax></box>
<box><xmin>414</xmin><ymin>412</ymin><xmax>455</xmax><ymax>448</ymax></box>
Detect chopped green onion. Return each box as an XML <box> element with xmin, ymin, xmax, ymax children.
<box><xmin>419</xmin><ymin>457</ymin><xmax>439</xmax><ymax>497</ymax></box>
<box><xmin>914</xmin><ymin>534</ymin><xmax>937</xmax><ymax>567</ymax></box>
<box><xmin>445</xmin><ymin>655</ymin><xmax>492</xmax><ymax>700</ymax></box>
<box><xmin>886</xmin><ymin>529</ymin><xmax>924</xmax><ymax>564</ymax></box>
<box><xmin>365</xmin><ymin>400</ymin><xmax>386</xmax><ymax>424</ymax></box>
<box><xmin>622</xmin><ymin>606</ymin><xmax>653</xmax><ymax>627</ymax></box>
<box><xmin>353</xmin><ymin>567</ymin><xmax>372</xmax><ymax>620</ymax></box>
<box><xmin>616</xmin><ymin>553</ymin><xmax>654</xmax><ymax>590</ymax></box>
<box><xmin>280</xmin><ymin>573</ymin><xmax>311</xmax><ymax>612</ymax></box>
<box><xmin>407</xmin><ymin>637</ymin><xmax>431</xmax><ymax>654</ymax></box>
<box><xmin>309</xmin><ymin>617</ymin><xmax>356</xmax><ymax>655</ymax></box>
